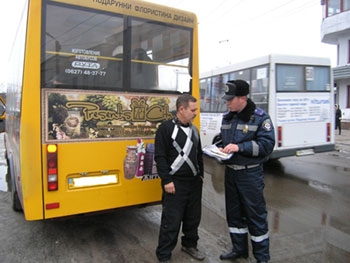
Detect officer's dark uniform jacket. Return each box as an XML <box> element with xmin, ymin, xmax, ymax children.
<box><xmin>218</xmin><ymin>98</ymin><xmax>275</xmax><ymax>164</ymax></box>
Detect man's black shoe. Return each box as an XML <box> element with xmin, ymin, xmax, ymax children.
<box><xmin>219</xmin><ymin>251</ymin><xmax>248</xmax><ymax>260</ymax></box>
<box><xmin>181</xmin><ymin>246</ymin><xmax>205</xmax><ymax>261</ymax></box>
<box><xmin>257</xmin><ymin>261</ymin><xmax>268</xmax><ymax>263</ymax></box>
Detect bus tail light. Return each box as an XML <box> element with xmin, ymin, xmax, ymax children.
<box><xmin>47</xmin><ymin>144</ymin><xmax>58</xmax><ymax>191</ymax></box>
<box><xmin>326</xmin><ymin>123</ymin><xmax>331</xmax><ymax>142</ymax></box>
<box><xmin>277</xmin><ymin>126</ymin><xmax>282</xmax><ymax>147</ymax></box>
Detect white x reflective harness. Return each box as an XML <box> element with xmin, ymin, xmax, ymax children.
<box><xmin>169</xmin><ymin>123</ymin><xmax>198</xmax><ymax>176</ymax></box>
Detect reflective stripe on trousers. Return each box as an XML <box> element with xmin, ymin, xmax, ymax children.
<box><xmin>229</xmin><ymin>227</ymin><xmax>269</xmax><ymax>243</ymax></box>
<box><xmin>225</xmin><ymin>165</ymin><xmax>270</xmax><ymax>261</ymax></box>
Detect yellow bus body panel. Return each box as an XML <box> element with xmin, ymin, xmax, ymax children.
<box><xmin>42</xmin><ymin>140</ymin><xmax>161</xmax><ymax>219</ymax></box>
<box><xmin>20</xmin><ymin>0</ymin><xmax>44</xmax><ymax>220</ymax></box>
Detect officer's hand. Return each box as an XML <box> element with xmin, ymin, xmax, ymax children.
<box><xmin>164</xmin><ymin>182</ymin><xmax>175</xmax><ymax>194</ymax></box>
<box><xmin>222</xmin><ymin>143</ymin><xmax>239</xmax><ymax>154</ymax></box>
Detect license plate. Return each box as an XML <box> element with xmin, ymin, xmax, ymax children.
<box><xmin>68</xmin><ymin>174</ymin><xmax>118</xmax><ymax>189</ymax></box>
<box><xmin>296</xmin><ymin>149</ymin><xmax>315</xmax><ymax>156</ymax></box>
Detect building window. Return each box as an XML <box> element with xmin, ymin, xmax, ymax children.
<box><xmin>348</xmin><ymin>40</ymin><xmax>350</xmax><ymax>64</ymax></box>
<box><xmin>325</xmin><ymin>0</ymin><xmax>350</xmax><ymax>16</ymax></box>
<box><xmin>327</xmin><ymin>0</ymin><xmax>341</xmax><ymax>16</ymax></box>
<box><xmin>344</xmin><ymin>0</ymin><xmax>350</xmax><ymax>11</ymax></box>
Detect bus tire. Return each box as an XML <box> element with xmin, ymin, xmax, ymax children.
<box><xmin>7</xmin><ymin>156</ymin><xmax>23</xmax><ymax>212</ymax></box>
<box><xmin>12</xmin><ymin>188</ymin><xmax>22</xmax><ymax>212</ymax></box>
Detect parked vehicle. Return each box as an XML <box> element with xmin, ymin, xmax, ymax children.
<box><xmin>0</xmin><ymin>95</ymin><xmax>5</xmax><ymax>132</ymax></box>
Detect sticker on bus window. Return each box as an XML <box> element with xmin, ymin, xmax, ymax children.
<box><xmin>43</xmin><ymin>90</ymin><xmax>177</xmax><ymax>142</ymax></box>
<box><xmin>123</xmin><ymin>139</ymin><xmax>158</xmax><ymax>181</ymax></box>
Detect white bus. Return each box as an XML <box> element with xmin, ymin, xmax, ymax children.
<box><xmin>200</xmin><ymin>54</ymin><xmax>335</xmax><ymax>159</ymax></box>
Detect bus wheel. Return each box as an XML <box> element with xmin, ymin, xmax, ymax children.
<box><xmin>11</xmin><ymin>181</ymin><xmax>22</xmax><ymax>212</ymax></box>
<box><xmin>8</xmin><ymin>161</ymin><xmax>23</xmax><ymax>212</ymax></box>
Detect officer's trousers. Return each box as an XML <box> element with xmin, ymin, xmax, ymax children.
<box><xmin>156</xmin><ymin>176</ymin><xmax>203</xmax><ymax>261</ymax></box>
<box><xmin>224</xmin><ymin>165</ymin><xmax>270</xmax><ymax>262</ymax></box>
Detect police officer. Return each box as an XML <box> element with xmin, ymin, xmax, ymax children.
<box><xmin>217</xmin><ymin>80</ymin><xmax>275</xmax><ymax>263</ymax></box>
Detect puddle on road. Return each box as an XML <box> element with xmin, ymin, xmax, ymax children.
<box><xmin>203</xmin><ymin>154</ymin><xmax>350</xmax><ymax>262</ymax></box>
<box><xmin>309</xmin><ymin>180</ymin><xmax>332</xmax><ymax>193</ymax></box>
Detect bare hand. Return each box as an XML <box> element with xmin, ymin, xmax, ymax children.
<box><xmin>221</xmin><ymin>143</ymin><xmax>239</xmax><ymax>154</ymax></box>
<box><xmin>164</xmin><ymin>182</ymin><xmax>175</xmax><ymax>194</ymax></box>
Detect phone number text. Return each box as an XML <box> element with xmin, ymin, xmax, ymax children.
<box><xmin>65</xmin><ymin>68</ymin><xmax>107</xmax><ymax>76</ymax></box>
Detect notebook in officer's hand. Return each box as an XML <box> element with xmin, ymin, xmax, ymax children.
<box><xmin>203</xmin><ymin>144</ymin><xmax>233</xmax><ymax>161</ymax></box>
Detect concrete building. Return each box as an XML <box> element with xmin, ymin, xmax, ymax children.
<box><xmin>321</xmin><ymin>0</ymin><xmax>350</xmax><ymax>128</ymax></box>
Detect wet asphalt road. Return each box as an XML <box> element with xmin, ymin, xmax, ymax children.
<box><xmin>0</xmin><ymin>131</ymin><xmax>349</xmax><ymax>262</ymax></box>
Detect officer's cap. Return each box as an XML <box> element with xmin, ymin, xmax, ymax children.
<box><xmin>222</xmin><ymin>80</ymin><xmax>249</xmax><ymax>100</ymax></box>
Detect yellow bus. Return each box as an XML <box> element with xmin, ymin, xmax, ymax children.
<box><xmin>0</xmin><ymin>95</ymin><xmax>5</xmax><ymax>119</ymax></box>
<box><xmin>0</xmin><ymin>96</ymin><xmax>5</xmax><ymax>133</ymax></box>
<box><xmin>5</xmin><ymin>0</ymin><xmax>199</xmax><ymax>220</ymax></box>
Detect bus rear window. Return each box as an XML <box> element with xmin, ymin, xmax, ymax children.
<box><xmin>130</xmin><ymin>19</ymin><xmax>191</xmax><ymax>92</ymax></box>
<box><xmin>41</xmin><ymin>4</ymin><xmax>192</xmax><ymax>93</ymax></box>
<box><xmin>276</xmin><ymin>64</ymin><xmax>330</xmax><ymax>92</ymax></box>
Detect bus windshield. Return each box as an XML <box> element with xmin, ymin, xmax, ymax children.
<box><xmin>42</xmin><ymin>3</ymin><xmax>192</xmax><ymax>93</ymax></box>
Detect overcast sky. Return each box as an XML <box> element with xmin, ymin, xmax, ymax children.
<box><xmin>0</xmin><ymin>0</ymin><xmax>337</xmax><ymax>89</ymax></box>
<box><xmin>148</xmin><ymin>0</ymin><xmax>337</xmax><ymax>73</ymax></box>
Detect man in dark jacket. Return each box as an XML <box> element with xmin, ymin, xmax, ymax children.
<box><xmin>155</xmin><ymin>94</ymin><xmax>205</xmax><ymax>263</ymax></box>
<box><xmin>218</xmin><ymin>80</ymin><xmax>275</xmax><ymax>263</ymax></box>
<box><xmin>335</xmin><ymin>104</ymin><xmax>342</xmax><ymax>135</ymax></box>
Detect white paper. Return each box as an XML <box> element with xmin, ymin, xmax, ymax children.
<box><xmin>203</xmin><ymin>144</ymin><xmax>233</xmax><ymax>161</ymax></box>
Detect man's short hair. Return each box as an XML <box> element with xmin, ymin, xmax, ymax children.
<box><xmin>176</xmin><ymin>94</ymin><xmax>197</xmax><ymax>111</ymax></box>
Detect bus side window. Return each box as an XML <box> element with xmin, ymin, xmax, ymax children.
<box><xmin>131</xmin><ymin>48</ymin><xmax>157</xmax><ymax>90</ymax></box>
<box><xmin>105</xmin><ymin>53</ymin><xmax>123</xmax><ymax>89</ymax></box>
<box><xmin>44</xmin><ymin>54</ymin><xmax>68</xmax><ymax>88</ymax></box>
